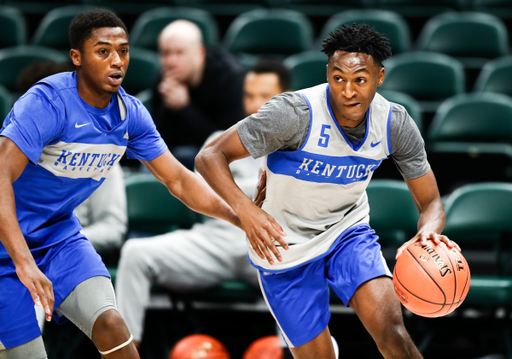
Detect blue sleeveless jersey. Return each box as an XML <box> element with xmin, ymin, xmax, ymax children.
<box><xmin>0</xmin><ymin>72</ymin><xmax>167</xmax><ymax>260</ymax></box>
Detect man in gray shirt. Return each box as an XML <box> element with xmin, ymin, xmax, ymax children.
<box><xmin>196</xmin><ymin>24</ymin><xmax>460</xmax><ymax>359</ymax></box>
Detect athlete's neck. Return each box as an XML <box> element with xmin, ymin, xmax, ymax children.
<box><xmin>76</xmin><ymin>72</ymin><xmax>114</xmax><ymax>109</ymax></box>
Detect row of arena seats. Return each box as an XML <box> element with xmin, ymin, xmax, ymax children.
<box><xmin>2</xmin><ymin>47</ymin><xmax>512</xmax><ymax>129</ymax></box>
<box><xmin>1</xmin><ymin>0</ymin><xmax>511</xmax><ymax>18</ymax></box>
<box><xmin>1</xmin><ymin>5</ymin><xmax>511</xmax><ymax>62</ymax></box>
<box><xmin>116</xmin><ymin>175</ymin><xmax>512</xmax><ymax>355</ymax></box>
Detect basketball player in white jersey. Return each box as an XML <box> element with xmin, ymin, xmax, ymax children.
<box><xmin>196</xmin><ymin>24</ymin><xmax>460</xmax><ymax>359</ymax></box>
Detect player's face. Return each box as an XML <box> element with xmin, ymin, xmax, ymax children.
<box><xmin>327</xmin><ymin>51</ymin><xmax>385</xmax><ymax>127</ymax></box>
<box><xmin>243</xmin><ymin>72</ymin><xmax>283</xmax><ymax>116</ymax></box>
<box><xmin>71</xmin><ymin>27</ymin><xmax>129</xmax><ymax>104</ymax></box>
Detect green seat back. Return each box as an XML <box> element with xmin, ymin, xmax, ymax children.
<box><xmin>380</xmin><ymin>52</ymin><xmax>464</xmax><ymax>101</ymax></box>
<box><xmin>377</xmin><ymin>90</ymin><xmax>422</xmax><ymax>134</ymax></box>
<box><xmin>121</xmin><ymin>47</ymin><xmax>160</xmax><ymax>95</ymax></box>
<box><xmin>188</xmin><ymin>0</ymin><xmax>270</xmax><ymax>16</ymax></box>
<box><xmin>474</xmin><ymin>56</ymin><xmax>512</xmax><ymax>96</ymax></box>
<box><xmin>316</xmin><ymin>10</ymin><xmax>410</xmax><ymax>54</ymax></box>
<box><xmin>444</xmin><ymin>183</ymin><xmax>512</xmax><ymax>235</ymax></box>
<box><xmin>428</xmin><ymin>93</ymin><xmax>512</xmax><ymax>142</ymax></box>
<box><xmin>125</xmin><ymin>174</ymin><xmax>200</xmax><ymax>235</ymax></box>
<box><xmin>281</xmin><ymin>0</ymin><xmax>372</xmax><ymax>17</ymax></box>
<box><xmin>0</xmin><ymin>6</ymin><xmax>26</xmax><ymax>49</ymax></box>
<box><xmin>367</xmin><ymin>180</ymin><xmax>419</xmax><ymax>246</ymax></box>
<box><xmin>130</xmin><ymin>7</ymin><xmax>219</xmax><ymax>51</ymax></box>
<box><xmin>0</xmin><ymin>85</ymin><xmax>12</xmax><ymax>124</ymax></box>
<box><xmin>4</xmin><ymin>0</ymin><xmax>83</xmax><ymax>15</ymax></box>
<box><xmin>135</xmin><ymin>89</ymin><xmax>153</xmax><ymax>115</ymax></box>
<box><xmin>31</xmin><ymin>5</ymin><xmax>100</xmax><ymax>51</ymax></box>
<box><xmin>475</xmin><ymin>0</ymin><xmax>512</xmax><ymax>19</ymax></box>
<box><xmin>376</xmin><ymin>0</ymin><xmax>467</xmax><ymax>17</ymax></box>
<box><xmin>223</xmin><ymin>9</ymin><xmax>313</xmax><ymax>57</ymax></box>
<box><xmin>0</xmin><ymin>46</ymin><xmax>68</xmax><ymax>92</ymax></box>
<box><xmin>417</xmin><ymin>12</ymin><xmax>509</xmax><ymax>59</ymax></box>
<box><xmin>94</xmin><ymin>0</ymin><xmax>174</xmax><ymax>15</ymax></box>
<box><xmin>284</xmin><ymin>51</ymin><xmax>327</xmax><ymax>91</ymax></box>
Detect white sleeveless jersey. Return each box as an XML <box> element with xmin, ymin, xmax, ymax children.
<box><xmin>249</xmin><ymin>84</ymin><xmax>393</xmax><ymax>271</ymax></box>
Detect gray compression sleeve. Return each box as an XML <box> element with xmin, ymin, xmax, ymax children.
<box><xmin>56</xmin><ymin>276</ymin><xmax>116</xmax><ymax>339</ymax></box>
<box><xmin>0</xmin><ymin>337</ymin><xmax>47</xmax><ymax>359</ymax></box>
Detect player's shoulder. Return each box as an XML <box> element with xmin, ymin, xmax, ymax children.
<box><xmin>117</xmin><ymin>87</ymin><xmax>146</xmax><ymax>113</ymax></box>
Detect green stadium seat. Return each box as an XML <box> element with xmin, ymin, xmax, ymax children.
<box><xmin>223</xmin><ymin>9</ymin><xmax>314</xmax><ymax>58</ymax></box>
<box><xmin>417</xmin><ymin>12</ymin><xmax>509</xmax><ymax>69</ymax></box>
<box><xmin>376</xmin><ymin>0</ymin><xmax>467</xmax><ymax>18</ymax></box>
<box><xmin>135</xmin><ymin>89</ymin><xmax>153</xmax><ymax>115</ymax></box>
<box><xmin>474</xmin><ymin>56</ymin><xmax>512</xmax><ymax>97</ymax></box>
<box><xmin>94</xmin><ymin>0</ymin><xmax>176</xmax><ymax>15</ymax></box>
<box><xmin>0</xmin><ymin>46</ymin><xmax>68</xmax><ymax>93</ymax></box>
<box><xmin>0</xmin><ymin>6</ymin><xmax>27</xmax><ymax>49</ymax></box>
<box><xmin>0</xmin><ymin>85</ymin><xmax>13</xmax><ymax>125</ymax></box>
<box><xmin>427</xmin><ymin>93</ymin><xmax>512</xmax><ymax>195</ymax></box>
<box><xmin>379</xmin><ymin>52</ymin><xmax>465</xmax><ymax>114</ymax></box>
<box><xmin>4</xmin><ymin>0</ymin><xmax>84</xmax><ymax>15</ymax></box>
<box><xmin>125</xmin><ymin>174</ymin><xmax>200</xmax><ymax>235</ymax></box>
<box><xmin>366</xmin><ymin>179</ymin><xmax>419</xmax><ymax>268</ymax></box>
<box><xmin>280</xmin><ymin>0</ymin><xmax>372</xmax><ymax>17</ymax></box>
<box><xmin>187</xmin><ymin>0</ymin><xmax>271</xmax><ymax>16</ymax></box>
<box><xmin>316</xmin><ymin>9</ymin><xmax>411</xmax><ymax>54</ymax></box>
<box><xmin>417</xmin><ymin>183</ymin><xmax>512</xmax><ymax>356</ymax></box>
<box><xmin>121</xmin><ymin>47</ymin><xmax>160</xmax><ymax>95</ymax></box>
<box><xmin>443</xmin><ymin>182</ymin><xmax>512</xmax><ymax>277</ymax></box>
<box><xmin>130</xmin><ymin>7</ymin><xmax>219</xmax><ymax>51</ymax></box>
<box><xmin>284</xmin><ymin>51</ymin><xmax>327</xmax><ymax>91</ymax></box>
<box><xmin>31</xmin><ymin>5</ymin><xmax>100</xmax><ymax>51</ymax></box>
<box><xmin>474</xmin><ymin>0</ymin><xmax>512</xmax><ymax>20</ymax></box>
<box><xmin>378</xmin><ymin>90</ymin><xmax>422</xmax><ymax>134</ymax></box>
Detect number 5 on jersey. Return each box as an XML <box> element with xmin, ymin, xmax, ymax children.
<box><xmin>318</xmin><ymin>124</ymin><xmax>331</xmax><ymax>148</ymax></box>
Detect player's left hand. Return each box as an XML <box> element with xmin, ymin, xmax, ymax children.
<box><xmin>396</xmin><ymin>231</ymin><xmax>461</xmax><ymax>259</ymax></box>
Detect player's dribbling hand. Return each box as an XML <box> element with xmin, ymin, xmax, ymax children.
<box><xmin>16</xmin><ymin>262</ymin><xmax>54</xmax><ymax>322</ymax></box>
<box><xmin>396</xmin><ymin>230</ymin><xmax>461</xmax><ymax>259</ymax></box>
<box><xmin>239</xmin><ymin>204</ymin><xmax>288</xmax><ymax>265</ymax></box>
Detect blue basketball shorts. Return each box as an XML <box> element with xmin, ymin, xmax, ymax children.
<box><xmin>0</xmin><ymin>235</ymin><xmax>110</xmax><ymax>349</ymax></box>
<box><xmin>257</xmin><ymin>224</ymin><xmax>392</xmax><ymax>348</ymax></box>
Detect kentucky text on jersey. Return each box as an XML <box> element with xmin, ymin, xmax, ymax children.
<box><xmin>55</xmin><ymin>150</ymin><xmax>121</xmax><ymax>171</ymax></box>
<box><xmin>267</xmin><ymin>150</ymin><xmax>385</xmax><ymax>185</ymax></box>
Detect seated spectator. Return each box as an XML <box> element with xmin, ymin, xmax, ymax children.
<box><xmin>152</xmin><ymin>20</ymin><xmax>246</xmax><ymax>170</ymax></box>
<box><xmin>115</xmin><ymin>58</ymin><xmax>291</xmax><ymax>349</ymax></box>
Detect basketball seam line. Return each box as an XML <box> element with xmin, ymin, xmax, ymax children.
<box><xmin>395</xmin><ymin>248</ymin><xmax>447</xmax><ymax>313</ymax></box>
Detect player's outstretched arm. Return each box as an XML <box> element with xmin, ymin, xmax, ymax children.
<box><xmin>195</xmin><ymin>126</ymin><xmax>288</xmax><ymax>266</ymax></box>
<box><xmin>141</xmin><ymin>148</ymin><xmax>241</xmax><ymax>229</ymax></box>
<box><xmin>0</xmin><ymin>137</ymin><xmax>54</xmax><ymax>321</ymax></box>
<box><xmin>396</xmin><ymin>169</ymin><xmax>460</xmax><ymax>259</ymax></box>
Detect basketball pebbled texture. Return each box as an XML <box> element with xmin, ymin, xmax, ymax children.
<box><xmin>393</xmin><ymin>241</ymin><xmax>471</xmax><ymax>318</ymax></box>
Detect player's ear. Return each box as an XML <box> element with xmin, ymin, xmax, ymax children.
<box><xmin>377</xmin><ymin>66</ymin><xmax>385</xmax><ymax>87</ymax></box>
<box><xmin>70</xmin><ymin>49</ymin><xmax>81</xmax><ymax>67</ymax></box>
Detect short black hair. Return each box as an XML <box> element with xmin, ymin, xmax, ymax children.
<box><xmin>321</xmin><ymin>24</ymin><xmax>392</xmax><ymax>67</ymax></box>
<box><xmin>249</xmin><ymin>58</ymin><xmax>291</xmax><ymax>91</ymax></box>
<box><xmin>69</xmin><ymin>9</ymin><xmax>128</xmax><ymax>51</ymax></box>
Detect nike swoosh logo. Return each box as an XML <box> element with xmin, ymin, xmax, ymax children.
<box><xmin>370</xmin><ymin>141</ymin><xmax>381</xmax><ymax>147</ymax></box>
<box><xmin>75</xmin><ymin>122</ymin><xmax>90</xmax><ymax>128</ymax></box>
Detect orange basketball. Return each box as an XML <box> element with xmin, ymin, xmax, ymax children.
<box><xmin>242</xmin><ymin>336</ymin><xmax>283</xmax><ymax>359</ymax></box>
<box><xmin>168</xmin><ymin>334</ymin><xmax>230</xmax><ymax>359</ymax></box>
<box><xmin>393</xmin><ymin>240</ymin><xmax>470</xmax><ymax>318</ymax></box>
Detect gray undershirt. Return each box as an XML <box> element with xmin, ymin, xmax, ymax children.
<box><xmin>237</xmin><ymin>91</ymin><xmax>430</xmax><ymax>180</ymax></box>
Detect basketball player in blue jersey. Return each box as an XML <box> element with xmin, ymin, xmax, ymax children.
<box><xmin>196</xmin><ymin>24</ymin><xmax>461</xmax><ymax>359</ymax></box>
<box><xmin>0</xmin><ymin>9</ymin><xmax>240</xmax><ymax>359</ymax></box>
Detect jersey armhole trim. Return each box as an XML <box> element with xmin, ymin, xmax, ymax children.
<box><xmin>298</xmin><ymin>92</ymin><xmax>313</xmax><ymax>151</ymax></box>
<box><xmin>387</xmin><ymin>103</ymin><xmax>393</xmax><ymax>155</ymax></box>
